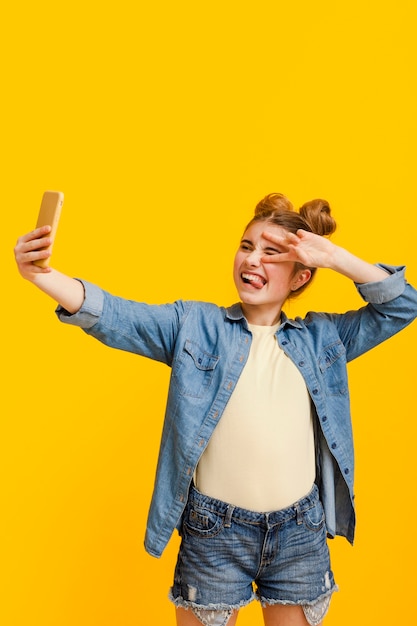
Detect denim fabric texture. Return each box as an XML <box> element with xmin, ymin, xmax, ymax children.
<box><xmin>56</xmin><ymin>264</ymin><xmax>417</xmax><ymax>557</ymax></box>
<box><xmin>170</xmin><ymin>483</ymin><xmax>336</xmax><ymax>610</ymax></box>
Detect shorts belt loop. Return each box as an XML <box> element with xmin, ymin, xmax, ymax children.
<box><xmin>295</xmin><ymin>503</ymin><xmax>303</xmax><ymax>525</ymax></box>
<box><xmin>224</xmin><ymin>504</ymin><xmax>234</xmax><ymax>528</ymax></box>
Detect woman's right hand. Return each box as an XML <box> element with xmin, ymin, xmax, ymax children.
<box><xmin>14</xmin><ymin>225</ymin><xmax>85</xmax><ymax>313</ymax></box>
<box><xmin>14</xmin><ymin>226</ymin><xmax>53</xmax><ymax>281</ymax></box>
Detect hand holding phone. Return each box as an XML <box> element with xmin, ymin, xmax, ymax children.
<box><xmin>33</xmin><ymin>190</ymin><xmax>64</xmax><ymax>267</ymax></box>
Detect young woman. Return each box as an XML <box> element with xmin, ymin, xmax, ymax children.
<box><xmin>14</xmin><ymin>193</ymin><xmax>417</xmax><ymax>626</ymax></box>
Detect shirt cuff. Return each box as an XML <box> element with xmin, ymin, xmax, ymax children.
<box><xmin>55</xmin><ymin>279</ymin><xmax>104</xmax><ymax>328</ymax></box>
<box><xmin>356</xmin><ymin>264</ymin><xmax>406</xmax><ymax>304</ymax></box>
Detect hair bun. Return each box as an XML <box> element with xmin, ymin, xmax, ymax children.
<box><xmin>299</xmin><ymin>199</ymin><xmax>336</xmax><ymax>236</ymax></box>
<box><xmin>255</xmin><ymin>193</ymin><xmax>294</xmax><ymax>216</ymax></box>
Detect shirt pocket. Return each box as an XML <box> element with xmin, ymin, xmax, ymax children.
<box><xmin>318</xmin><ymin>341</ymin><xmax>348</xmax><ymax>396</ymax></box>
<box><xmin>173</xmin><ymin>339</ymin><xmax>220</xmax><ymax>398</ymax></box>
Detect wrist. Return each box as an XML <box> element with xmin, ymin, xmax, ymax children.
<box><xmin>326</xmin><ymin>245</ymin><xmax>350</xmax><ymax>272</ymax></box>
<box><xmin>327</xmin><ymin>247</ymin><xmax>389</xmax><ymax>283</ymax></box>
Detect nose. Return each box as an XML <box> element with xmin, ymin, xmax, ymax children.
<box><xmin>245</xmin><ymin>249</ymin><xmax>262</xmax><ymax>266</ymax></box>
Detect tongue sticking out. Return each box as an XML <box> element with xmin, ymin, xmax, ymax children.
<box><xmin>242</xmin><ymin>273</ymin><xmax>265</xmax><ymax>289</ymax></box>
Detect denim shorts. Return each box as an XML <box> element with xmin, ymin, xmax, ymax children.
<box><xmin>170</xmin><ymin>483</ymin><xmax>337</xmax><ymax>623</ymax></box>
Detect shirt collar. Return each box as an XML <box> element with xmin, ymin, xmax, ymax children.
<box><xmin>225</xmin><ymin>303</ymin><xmax>303</xmax><ymax>329</ymax></box>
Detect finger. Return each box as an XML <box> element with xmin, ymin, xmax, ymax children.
<box><xmin>17</xmin><ymin>225</ymin><xmax>52</xmax><ymax>245</ymax></box>
<box><xmin>26</xmin><ymin>236</ymin><xmax>52</xmax><ymax>252</ymax></box>
<box><xmin>262</xmin><ymin>255</ymin><xmax>282</xmax><ymax>263</ymax></box>
<box><xmin>33</xmin><ymin>265</ymin><xmax>53</xmax><ymax>274</ymax></box>
<box><xmin>31</xmin><ymin>225</ymin><xmax>52</xmax><ymax>241</ymax></box>
<box><xmin>14</xmin><ymin>241</ymin><xmax>51</xmax><ymax>265</ymax></box>
<box><xmin>261</xmin><ymin>251</ymin><xmax>293</xmax><ymax>263</ymax></box>
<box><xmin>262</xmin><ymin>230</ymin><xmax>285</xmax><ymax>243</ymax></box>
<box><xmin>22</xmin><ymin>261</ymin><xmax>52</xmax><ymax>274</ymax></box>
<box><xmin>15</xmin><ymin>243</ymin><xmax>51</xmax><ymax>265</ymax></box>
<box><xmin>296</xmin><ymin>229</ymin><xmax>313</xmax><ymax>240</ymax></box>
<box><xmin>263</xmin><ymin>230</ymin><xmax>300</xmax><ymax>245</ymax></box>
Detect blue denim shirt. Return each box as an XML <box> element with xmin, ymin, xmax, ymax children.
<box><xmin>56</xmin><ymin>264</ymin><xmax>417</xmax><ymax>557</ymax></box>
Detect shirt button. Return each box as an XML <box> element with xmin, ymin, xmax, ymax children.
<box><xmin>312</xmin><ymin>389</ymin><xmax>318</xmax><ymax>395</ymax></box>
<box><xmin>227</xmin><ymin>381</ymin><xmax>233</xmax><ymax>390</ymax></box>
<box><xmin>199</xmin><ymin>439</ymin><xmax>205</xmax><ymax>447</ymax></box>
<box><xmin>322</xmin><ymin>415</ymin><xmax>327</xmax><ymax>422</ymax></box>
<box><xmin>344</xmin><ymin>468</ymin><xmax>350</xmax><ymax>475</ymax></box>
<box><xmin>281</xmin><ymin>340</ymin><xmax>288</xmax><ymax>346</ymax></box>
<box><xmin>331</xmin><ymin>442</ymin><xmax>337</xmax><ymax>449</ymax></box>
<box><xmin>213</xmin><ymin>411</ymin><xmax>219</xmax><ymax>419</ymax></box>
<box><xmin>239</xmin><ymin>355</ymin><xmax>244</xmax><ymax>362</ymax></box>
<box><xmin>299</xmin><ymin>361</ymin><xmax>305</xmax><ymax>367</ymax></box>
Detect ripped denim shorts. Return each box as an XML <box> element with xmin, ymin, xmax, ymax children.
<box><xmin>169</xmin><ymin>483</ymin><xmax>337</xmax><ymax>625</ymax></box>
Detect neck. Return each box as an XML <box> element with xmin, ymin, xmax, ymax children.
<box><xmin>240</xmin><ymin>303</ymin><xmax>282</xmax><ymax>326</ymax></box>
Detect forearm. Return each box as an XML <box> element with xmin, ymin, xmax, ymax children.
<box><xmin>327</xmin><ymin>245</ymin><xmax>390</xmax><ymax>284</ymax></box>
<box><xmin>31</xmin><ymin>270</ymin><xmax>85</xmax><ymax>313</ymax></box>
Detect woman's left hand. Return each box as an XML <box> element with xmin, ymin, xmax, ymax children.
<box><xmin>261</xmin><ymin>229</ymin><xmax>335</xmax><ymax>269</ymax></box>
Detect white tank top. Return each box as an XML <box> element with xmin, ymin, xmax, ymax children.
<box><xmin>195</xmin><ymin>322</ymin><xmax>315</xmax><ymax>511</ymax></box>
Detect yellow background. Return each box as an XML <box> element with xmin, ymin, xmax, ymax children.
<box><xmin>2</xmin><ymin>1</ymin><xmax>416</xmax><ymax>624</ymax></box>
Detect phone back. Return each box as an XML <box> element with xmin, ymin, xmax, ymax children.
<box><xmin>34</xmin><ymin>190</ymin><xmax>64</xmax><ymax>267</ymax></box>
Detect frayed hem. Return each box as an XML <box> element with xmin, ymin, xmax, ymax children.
<box><xmin>259</xmin><ymin>586</ymin><xmax>338</xmax><ymax>626</ymax></box>
<box><xmin>259</xmin><ymin>584</ymin><xmax>338</xmax><ymax>609</ymax></box>
<box><xmin>168</xmin><ymin>589</ymin><xmax>256</xmax><ymax>612</ymax></box>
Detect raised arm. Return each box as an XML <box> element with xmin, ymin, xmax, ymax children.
<box><xmin>262</xmin><ymin>228</ymin><xmax>390</xmax><ymax>284</ymax></box>
<box><xmin>14</xmin><ymin>225</ymin><xmax>85</xmax><ymax>313</ymax></box>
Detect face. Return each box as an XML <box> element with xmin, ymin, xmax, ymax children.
<box><xmin>233</xmin><ymin>221</ymin><xmax>305</xmax><ymax>325</ymax></box>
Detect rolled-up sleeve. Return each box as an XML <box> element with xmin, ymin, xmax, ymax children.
<box><xmin>356</xmin><ymin>264</ymin><xmax>407</xmax><ymax>304</ymax></box>
<box><xmin>55</xmin><ymin>280</ymin><xmax>104</xmax><ymax>329</ymax></box>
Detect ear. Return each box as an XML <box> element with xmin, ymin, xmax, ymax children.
<box><xmin>291</xmin><ymin>269</ymin><xmax>312</xmax><ymax>291</ymax></box>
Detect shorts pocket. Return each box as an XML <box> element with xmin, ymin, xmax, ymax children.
<box><xmin>302</xmin><ymin>500</ymin><xmax>326</xmax><ymax>532</ymax></box>
<box><xmin>183</xmin><ymin>505</ymin><xmax>224</xmax><ymax>538</ymax></box>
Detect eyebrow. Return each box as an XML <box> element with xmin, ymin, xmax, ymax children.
<box><xmin>240</xmin><ymin>239</ymin><xmax>281</xmax><ymax>254</ymax></box>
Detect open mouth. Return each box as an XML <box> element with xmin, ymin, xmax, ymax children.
<box><xmin>241</xmin><ymin>272</ymin><xmax>266</xmax><ymax>289</ymax></box>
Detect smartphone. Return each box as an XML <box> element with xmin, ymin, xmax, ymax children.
<box><xmin>34</xmin><ymin>190</ymin><xmax>64</xmax><ymax>267</ymax></box>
